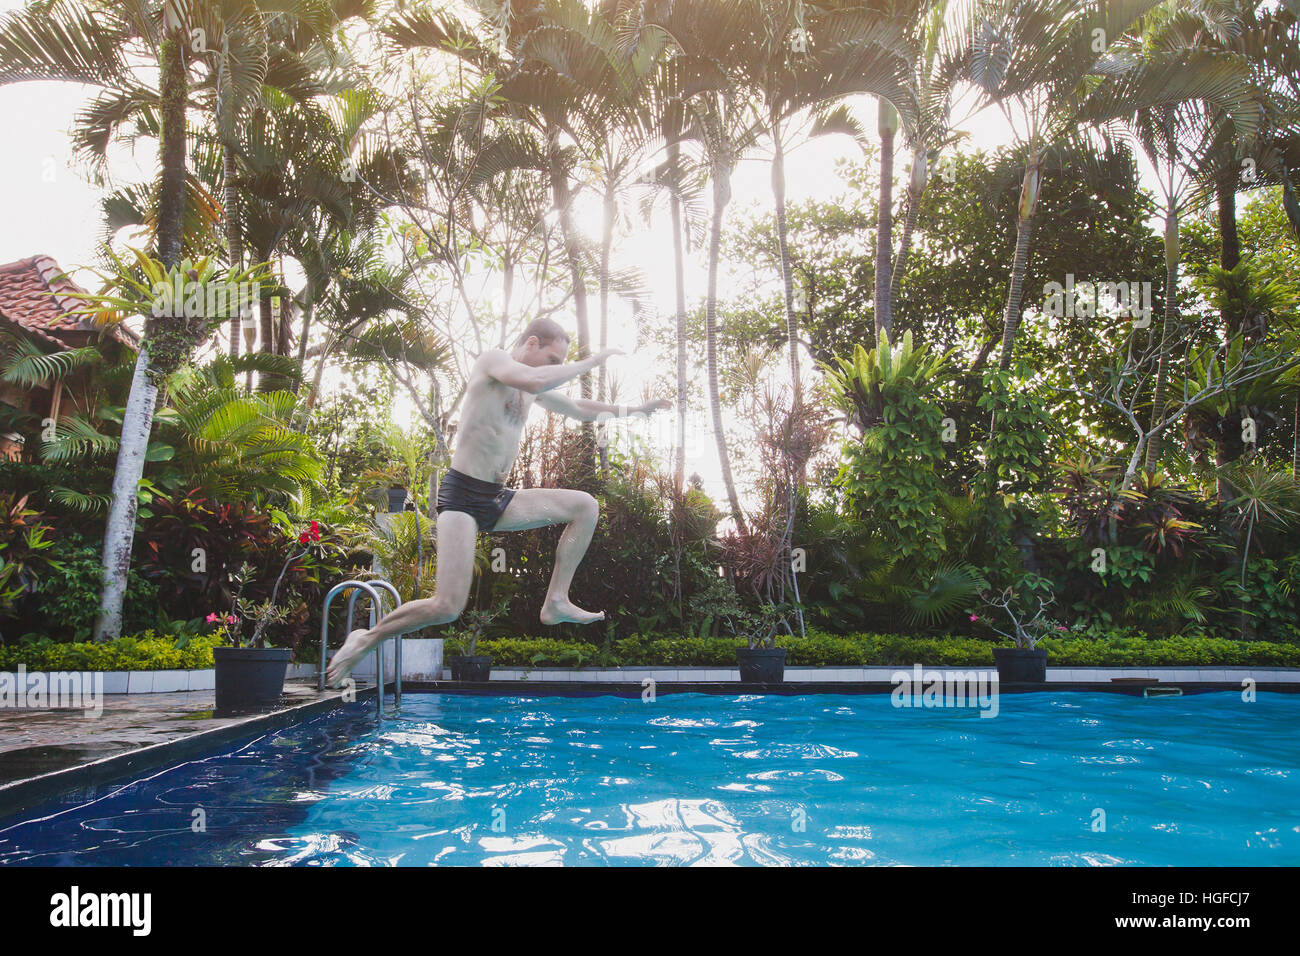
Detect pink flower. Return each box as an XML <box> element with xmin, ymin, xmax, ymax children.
<box><xmin>1057</xmin><ymin>625</ymin><xmax>1067</xmax><ymax>631</ymax></box>
<box><xmin>206</xmin><ymin>612</ymin><xmax>220</xmax><ymax>623</ymax></box>
<box><xmin>227</xmin><ymin>614</ymin><xmax>237</xmax><ymax>625</ymax></box>
<box><xmin>969</xmin><ymin>614</ymin><xmax>979</xmax><ymax>622</ymax></box>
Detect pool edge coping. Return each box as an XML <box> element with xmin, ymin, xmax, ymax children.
<box><xmin>403</xmin><ymin>679</ymin><xmax>1300</xmax><ymax>696</ymax></box>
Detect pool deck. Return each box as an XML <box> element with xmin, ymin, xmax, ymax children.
<box><xmin>0</xmin><ymin>678</ymin><xmax>373</xmax><ymax>821</ymax></box>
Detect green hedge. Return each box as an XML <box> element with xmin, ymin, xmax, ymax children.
<box><xmin>0</xmin><ymin>633</ymin><xmax>225</xmax><ymax>672</ymax></box>
<box><xmin>5</xmin><ymin>630</ymin><xmax>1298</xmax><ymax>672</ymax></box>
<box><xmin>475</xmin><ymin>631</ymin><xmax>1300</xmax><ymax>669</ymax></box>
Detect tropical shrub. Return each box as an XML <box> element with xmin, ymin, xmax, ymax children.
<box><xmin>0</xmin><ymin>632</ymin><xmax>225</xmax><ymax>671</ymax></box>
<box><xmin>472</xmin><ymin>630</ymin><xmax>1300</xmax><ymax>669</ymax></box>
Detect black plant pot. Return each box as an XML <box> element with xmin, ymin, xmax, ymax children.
<box><xmin>387</xmin><ymin>486</ymin><xmax>408</xmax><ymax>513</ymax></box>
<box><xmin>213</xmin><ymin>646</ymin><xmax>292</xmax><ymax>714</ymax></box>
<box><xmin>993</xmin><ymin>647</ymin><xmax>1048</xmax><ymax>683</ymax></box>
<box><xmin>737</xmin><ymin>647</ymin><xmax>786</xmax><ymax>683</ymax></box>
<box><xmin>448</xmin><ymin>654</ymin><xmax>493</xmax><ymax>682</ymax></box>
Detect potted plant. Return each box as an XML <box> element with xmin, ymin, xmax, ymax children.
<box><xmin>213</xmin><ymin>522</ymin><xmax>318</xmax><ymax>713</ymax></box>
<box><xmin>445</xmin><ymin>600</ymin><xmax>508</xmax><ymax>682</ymax></box>
<box><xmin>735</xmin><ymin>603</ymin><xmax>791</xmax><ymax>683</ymax></box>
<box><xmin>978</xmin><ymin>577</ymin><xmax>1057</xmax><ymax>683</ymax></box>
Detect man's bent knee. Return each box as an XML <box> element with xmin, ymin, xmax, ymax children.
<box><xmin>572</xmin><ymin>491</ymin><xmax>599</xmax><ymax>524</ymax></box>
<box><xmin>422</xmin><ymin>594</ymin><xmax>467</xmax><ymax>626</ymax></box>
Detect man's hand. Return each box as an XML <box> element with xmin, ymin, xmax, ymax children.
<box><xmin>638</xmin><ymin>398</ymin><xmax>672</xmax><ymax>415</ymax></box>
<box><xmin>592</xmin><ymin>347</ymin><xmax>624</xmax><ymax>364</ymax></box>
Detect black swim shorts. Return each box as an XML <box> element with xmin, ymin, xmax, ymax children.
<box><xmin>436</xmin><ymin>468</ymin><xmax>517</xmax><ymax>531</ymax></box>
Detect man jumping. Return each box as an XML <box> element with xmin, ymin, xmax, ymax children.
<box><xmin>326</xmin><ymin>317</ymin><xmax>670</xmax><ymax>686</ymax></box>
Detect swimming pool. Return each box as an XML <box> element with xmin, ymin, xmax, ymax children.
<box><xmin>1</xmin><ymin>691</ymin><xmax>1296</xmax><ymax>866</ymax></box>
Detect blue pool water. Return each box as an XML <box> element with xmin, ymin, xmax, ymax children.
<box><xmin>1</xmin><ymin>691</ymin><xmax>1297</xmax><ymax>866</ymax></box>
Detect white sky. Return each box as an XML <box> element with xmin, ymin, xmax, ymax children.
<box><xmin>0</xmin><ymin>0</ymin><xmax>1170</xmax><ymax>511</ymax></box>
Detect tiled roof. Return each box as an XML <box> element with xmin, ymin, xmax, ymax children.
<box><xmin>0</xmin><ymin>255</ymin><xmax>136</xmax><ymax>347</ymax></box>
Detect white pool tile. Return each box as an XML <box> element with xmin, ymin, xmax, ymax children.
<box><xmin>151</xmin><ymin>671</ymin><xmax>187</xmax><ymax>693</ymax></box>
<box><xmin>100</xmin><ymin>672</ymin><xmax>128</xmax><ymax>694</ymax></box>
<box><xmin>126</xmin><ymin>671</ymin><xmax>154</xmax><ymax>693</ymax></box>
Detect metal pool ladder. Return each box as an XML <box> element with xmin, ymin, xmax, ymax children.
<box><xmin>319</xmin><ymin>579</ymin><xmax>403</xmax><ymax>716</ymax></box>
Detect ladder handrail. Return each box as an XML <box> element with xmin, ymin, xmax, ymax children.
<box><xmin>370</xmin><ymin>581</ymin><xmax>403</xmax><ymax>702</ymax></box>
<box><xmin>320</xmin><ymin>579</ymin><xmax>382</xmax><ymax>691</ymax></box>
<box><xmin>320</xmin><ymin>580</ymin><xmax>387</xmax><ymax>721</ymax></box>
<box><xmin>344</xmin><ymin>580</ymin><xmax>403</xmax><ymax>703</ymax></box>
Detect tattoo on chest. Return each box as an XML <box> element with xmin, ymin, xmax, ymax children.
<box><xmin>504</xmin><ymin>389</ymin><xmax>527</xmax><ymax>425</ymax></box>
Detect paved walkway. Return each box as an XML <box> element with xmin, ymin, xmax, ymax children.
<box><xmin>0</xmin><ymin>680</ymin><xmax>347</xmax><ymax>787</ymax></box>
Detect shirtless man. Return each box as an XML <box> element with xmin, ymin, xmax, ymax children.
<box><xmin>325</xmin><ymin>317</ymin><xmax>671</xmax><ymax>686</ymax></box>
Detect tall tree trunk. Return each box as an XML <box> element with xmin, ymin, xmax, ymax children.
<box><xmin>598</xmin><ymin>181</ymin><xmax>615</xmax><ymax>404</ymax></box>
<box><xmin>1144</xmin><ymin>207</ymin><xmax>1180</xmax><ymax>471</ymax></box>
<box><xmin>278</xmin><ymin>294</ymin><xmax>294</xmax><ymax>359</ymax></box>
<box><xmin>771</xmin><ymin>128</ymin><xmax>801</xmax><ymax>407</ymax></box>
<box><xmin>1217</xmin><ymin>174</ymin><xmax>1243</xmax><ymax>337</ymax></box>
<box><xmin>890</xmin><ymin>149</ymin><xmax>927</xmax><ymax>320</ymax></box>
<box><xmin>498</xmin><ymin>253</ymin><xmax>514</xmax><ymax>348</ymax></box>
<box><xmin>1217</xmin><ymin>173</ymin><xmax>1240</xmax><ymax>271</ymax></box>
<box><xmin>95</xmin><ymin>15</ymin><xmax>186</xmax><ymax>641</ymax></box>
<box><xmin>547</xmin><ymin>123</ymin><xmax>595</xmax><ymax>476</ymax></box>
<box><xmin>94</xmin><ymin>351</ymin><xmax>159</xmax><ymax>642</ymax></box>
<box><xmin>224</xmin><ymin>142</ymin><xmax>241</xmax><ymax>359</ymax></box>
<box><xmin>1292</xmin><ymin>392</ymin><xmax>1299</xmax><ymax>477</ymax></box>
<box><xmin>1280</xmin><ymin>167</ymin><xmax>1300</xmax><ymax>242</ymax></box>
<box><xmin>997</xmin><ymin>156</ymin><xmax>1041</xmax><ymax>371</ymax></box>
<box><xmin>305</xmin><ymin>332</ymin><xmax>335</xmax><ymax>413</ymax></box>
<box><xmin>596</xmin><ymin>179</ymin><xmax>615</xmax><ymax>478</ymax></box>
<box><xmin>874</xmin><ymin>99</ymin><xmax>897</xmax><ymax>345</ymax></box>
<box><xmin>296</xmin><ymin>299</ymin><xmax>312</xmax><ymax>371</ymax></box>
<box><xmin>706</xmin><ymin>159</ymin><xmax>745</xmax><ymax>531</ymax></box>
<box><xmin>669</xmin><ymin>139</ymin><xmax>688</xmax><ymax>492</ymax></box>
<box><xmin>548</xmin><ymin>127</ymin><xmax>591</xmax><ymax>398</ymax></box>
<box><xmin>256</xmin><ymin>291</ymin><xmax>274</xmax><ymax>392</ymax></box>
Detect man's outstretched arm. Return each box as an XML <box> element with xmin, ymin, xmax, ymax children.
<box><xmin>535</xmin><ymin>392</ymin><xmax>672</xmax><ymax>422</ymax></box>
<box><xmin>478</xmin><ymin>348</ymin><xmax>620</xmax><ymax>394</ymax></box>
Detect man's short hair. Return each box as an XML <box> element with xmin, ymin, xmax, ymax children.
<box><xmin>517</xmin><ymin>317</ymin><xmax>570</xmax><ymax>348</ymax></box>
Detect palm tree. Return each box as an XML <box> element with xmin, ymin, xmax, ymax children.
<box><xmin>1079</xmin><ymin>13</ymin><xmax>1262</xmax><ymax>469</ymax></box>
<box><xmin>799</xmin><ymin>1</ymin><xmax>922</xmax><ymax>346</ymax></box>
<box><xmin>965</xmin><ymin>0</ymin><xmax>1167</xmax><ymax>370</ymax></box>
<box><xmin>662</xmin><ymin>0</ymin><xmax>771</xmax><ymax>530</ymax></box>
<box><xmin>888</xmin><ymin>0</ymin><xmax>972</xmax><ymax>322</ymax></box>
<box><xmin>757</xmin><ymin>0</ymin><xmax>907</xmax><ymax>393</ymax></box>
<box><xmin>1180</xmin><ymin>0</ymin><xmax>1300</xmax><ymax>331</ymax></box>
<box><xmin>109</xmin><ymin>4</ymin><xmax>186</xmax><ymax>641</ymax></box>
<box><xmin>874</xmin><ymin>95</ymin><xmax>899</xmax><ymax>343</ymax></box>
<box><xmin>193</xmin><ymin>2</ymin><xmax>363</xmax><ymax>360</ymax></box>
<box><xmin>615</xmin><ymin>11</ymin><xmax>704</xmax><ymax>489</ymax></box>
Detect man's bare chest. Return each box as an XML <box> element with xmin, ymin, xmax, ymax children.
<box><xmin>502</xmin><ymin>387</ymin><xmax>532</xmax><ymax>426</ymax></box>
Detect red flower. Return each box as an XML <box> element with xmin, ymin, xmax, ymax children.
<box><xmin>298</xmin><ymin>531</ymin><xmax>310</xmax><ymax>545</ymax></box>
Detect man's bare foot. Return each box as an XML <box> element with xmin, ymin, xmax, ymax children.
<box><xmin>325</xmin><ymin>629</ymin><xmax>375</xmax><ymax>687</ymax></box>
<box><xmin>540</xmin><ymin>597</ymin><xmax>605</xmax><ymax>626</ymax></box>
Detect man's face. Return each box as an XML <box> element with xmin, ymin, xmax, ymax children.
<box><xmin>519</xmin><ymin>335</ymin><xmax>570</xmax><ymax>367</ymax></box>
